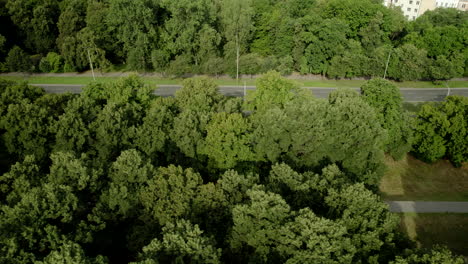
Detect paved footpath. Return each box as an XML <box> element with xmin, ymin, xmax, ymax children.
<box><xmin>386</xmin><ymin>201</ymin><xmax>468</xmax><ymax>213</ymax></box>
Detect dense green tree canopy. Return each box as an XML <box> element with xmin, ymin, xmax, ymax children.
<box><xmin>0</xmin><ymin>72</ymin><xmax>465</xmax><ymax>263</ymax></box>
<box><xmin>0</xmin><ymin>0</ymin><xmax>466</xmax><ymax>79</ymax></box>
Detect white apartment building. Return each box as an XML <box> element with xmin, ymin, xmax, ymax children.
<box><xmin>384</xmin><ymin>0</ymin><xmax>465</xmax><ymax>20</ymax></box>
<box><xmin>384</xmin><ymin>0</ymin><xmax>436</xmax><ymax>20</ymax></box>
<box><xmin>458</xmin><ymin>0</ymin><xmax>468</xmax><ymax>11</ymax></box>
<box><xmin>435</xmin><ymin>0</ymin><xmax>459</xmax><ymax>7</ymax></box>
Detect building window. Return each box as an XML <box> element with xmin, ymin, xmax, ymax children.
<box><xmin>416</xmin><ymin>1</ymin><xmax>420</xmax><ymax>4</ymax></box>
<box><xmin>463</xmin><ymin>4</ymin><xmax>466</xmax><ymax>8</ymax></box>
<box><xmin>407</xmin><ymin>7</ymin><xmax>411</xmax><ymax>11</ymax></box>
<box><xmin>395</xmin><ymin>0</ymin><xmax>398</xmax><ymax>2</ymax></box>
<box><xmin>409</xmin><ymin>0</ymin><xmax>413</xmax><ymax>4</ymax></box>
<box><xmin>406</xmin><ymin>15</ymin><xmax>409</xmax><ymax>18</ymax></box>
<box><xmin>413</xmin><ymin>16</ymin><xmax>416</xmax><ymax>19</ymax></box>
<box><xmin>445</xmin><ymin>3</ymin><xmax>448</xmax><ymax>6</ymax></box>
<box><xmin>415</xmin><ymin>8</ymin><xmax>418</xmax><ymax>12</ymax></box>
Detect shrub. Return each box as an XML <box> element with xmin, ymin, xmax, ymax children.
<box><xmin>39</xmin><ymin>52</ymin><xmax>64</xmax><ymax>73</ymax></box>
<box><xmin>6</xmin><ymin>46</ymin><xmax>31</xmax><ymax>72</ymax></box>
<box><xmin>167</xmin><ymin>55</ymin><xmax>192</xmax><ymax>78</ymax></box>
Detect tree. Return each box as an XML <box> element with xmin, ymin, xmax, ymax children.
<box><xmin>134</xmin><ymin>220</ymin><xmax>221</xmax><ymax>264</ymax></box>
<box><xmin>82</xmin><ymin>75</ymin><xmax>153</xmax><ymax>107</ymax></box>
<box><xmin>412</xmin><ymin>103</ymin><xmax>450</xmax><ymax>163</ymax></box>
<box><xmin>199</xmin><ymin>112</ymin><xmax>255</xmax><ymax>169</ymax></box>
<box><xmin>160</xmin><ymin>0</ymin><xmax>221</xmax><ymax>68</ymax></box>
<box><xmin>53</xmin><ymin>96</ymin><xmax>101</xmax><ymax>154</ymax></box>
<box><xmin>0</xmin><ymin>155</ymin><xmax>41</xmax><ymax>206</ymax></box>
<box><xmin>0</xmin><ymin>34</ymin><xmax>6</xmax><ymax>55</ymax></box>
<box><xmin>99</xmin><ymin>149</ymin><xmax>155</xmax><ymax>219</ymax></box>
<box><xmin>299</xmin><ymin>18</ymin><xmax>350</xmax><ymax>74</ymax></box>
<box><xmin>135</xmin><ymin>97</ymin><xmax>177</xmax><ymax>163</ymax></box>
<box><xmin>361</xmin><ymin>78</ymin><xmax>413</xmax><ymax>159</ymax></box>
<box><xmin>175</xmin><ymin>77</ymin><xmax>223</xmax><ymax>113</ymax></box>
<box><xmin>0</xmin><ymin>82</ymin><xmax>44</xmax><ymax>118</ymax></box>
<box><xmin>0</xmin><ymin>183</ymin><xmax>79</xmax><ymax>263</ymax></box>
<box><xmin>90</xmin><ymin>102</ymin><xmax>142</xmax><ymax>163</ymax></box>
<box><xmin>36</xmin><ymin>241</ymin><xmax>107</xmax><ymax>264</ymax></box>
<box><xmin>387</xmin><ymin>44</ymin><xmax>428</xmax><ymax>81</ymax></box>
<box><xmin>171</xmin><ymin>110</ymin><xmax>210</xmax><ymax>160</ymax></box>
<box><xmin>442</xmin><ymin>96</ymin><xmax>468</xmax><ymax>166</ymax></box>
<box><xmin>139</xmin><ymin>165</ymin><xmax>202</xmax><ymax>225</ymax></box>
<box><xmin>1</xmin><ymin>100</ymin><xmax>52</xmax><ymax>161</ymax></box>
<box><xmin>428</xmin><ymin>55</ymin><xmax>464</xmax><ymax>80</ymax></box>
<box><xmin>6</xmin><ymin>0</ymin><xmax>59</xmax><ymax>53</ymax></box>
<box><xmin>279</xmin><ymin>208</ymin><xmax>356</xmax><ymax>264</ymax></box>
<box><xmin>39</xmin><ymin>52</ymin><xmax>64</xmax><ymax>73</ymax></box>
<box><xmin>327</xmin><ymin>89</ymin><xmax>386</xmax><ymax>185</ymax></box>
<box><xmin>392</xmin><ymin>247</ymin><xmax>464</xmax><ymax>264</ymax></box>
<box><xmin>220</xmin><ymin>0</ymin><xmax>254</xmax><ymax>80</ymax></box>
<box><xmin>325</xmin><ymin>183</ymin><xmax>400</xmax><ymax>263</ymax></box>
<box><xmin>107</xmin><ymin>0</ymin><xmax>160</xmax><ymax>70</ymax></box>
<box><xmin>230</xmin><ymin>188</ymin><xmax>291</xmax><ymax>262</ymax></box>
<box><xmin>245</xmin><ymin>71</ymin><xmax>303</xmax><ymax>112</ymax></box>
<box><xmin>5</xmin><ymin>46</ymin><xmax>30</xmax><ymax>72</ymax></box>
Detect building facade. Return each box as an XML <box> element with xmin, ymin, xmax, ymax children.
<box><xmin>435</xmin><ymin>0</ymin><xmax>459</xmax><ymax>7</ymax></box>
<box><xmin>458</xmin><ymin>0</ymin><xmax>468</xmax><ymax>11</ymax></box>
<box><xmin>384</xmin><ymin>0</ymin><xmax>465</xmax><ymax>20</ymax></box>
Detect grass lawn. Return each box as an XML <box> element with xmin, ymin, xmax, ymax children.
<box><xmin>1</xmin><ymin>75</ymin><xmax>468</xmax><ymax>88</ymax></box>
<box><xmin>380</xmin><ymin>155</ymin><xmax>468</xmax><ymax>201</ymax></box>
<box><xmin>399</xmin><ymin>213</ymin><xmax>468</xmax><ymax>257</ymax></box>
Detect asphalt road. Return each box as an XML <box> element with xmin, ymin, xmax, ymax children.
<box><xmin>32</xmin><ymin>84</ymin><xmax>468</xmax><ymax>102</ymax></box>
<box><xmin>386</xmin><ymin>201</ymin><xmax>468</xmax><ymax>213</ymax></box>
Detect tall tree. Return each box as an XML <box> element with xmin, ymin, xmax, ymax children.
<box><xmin>199</xmin><ymin>112</ymin><xmax>255</xmax><ymax>169</ymax></box>
<box><xmin>361</xmin><ymin>78</ymin><xmax>413</xmax><ymax>159</ymax></box>
<box><xmin>107</xmin><ymin>0</ymin><xmax>161</xmax><ymax>70</ymax></box>
<box><xmin>160</xmin><ymin>0</ymin><xmax>221</xmax><ymax>68</ymax></box>
<box><xmin>134</xmin><ymin>220</ymin><xmax>222</xmax><ymax>264</ymax></box>
<box><xmin>220</xmin><ymin>0</ymin><xmax>254</xmax><ymax>79</ymax></box>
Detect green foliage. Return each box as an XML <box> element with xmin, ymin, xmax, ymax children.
<box><xmin>200</xmin><ymin>112</ymin><xmax>255</xmax><ymax>169</ymax></box>
<box><xmin>327</xmin><ymin>89</ymin><xmax>387</xmax><ymax>184</ymax></box>
<box><xmin>361</xmin><ymin>78</ymin><xmax>413</xmax><ymax>159</ymax></box>
<box><xmin>230</xmin><ymin>188</ymin><xmax>291</xmax><ymax>261</ymax></box>
<box><xmin>175</xmin><ymin>77</ymin><xmax>223</xmax><ymax>112</ymax></box>
<box><xmin>0</xmin><ymin>81</ymin><xmax>44</xmax><ymax>118</ymax></box>
<box><xmin>135</xmin><ymin>220</ymin><xmax>222</xmax><ymax>264</ymax></box>
<box><xmin>245</xmin><ymin>71</ymin><xmax>303</xmax><ymax>112</ymax></box>
<box><xmin>90</xmin><ymin>102</ymin><xmax>142</xmax><ymax>163</ymax></box>
<box><xmin>139</xmin><ymin>165</ymin><xmax>202</xmax><ymax>225</ymax></box>
<box><xmin>83</xmin><ymin>75</ymin><xmax>153</xmax><ymax>107</ymax></box>
<box><xmin>167</xmin><ymin>55</ymin><xmax>193</xmax><ymax>77</ymax></box>
<box><xmin>100</xmin><ymin>149</ymin><xmax>155</xmax><ymax>218</ymax></box>
<box><xmin>53</xmin><ymin>96</ymin><xmax>100</xmax><ymax>154</ymax></box>
<box><xmin>387</xmin><ymin>44</ymin><xmax>428</xmax><ymax>81</ymax></box>
<box><xmin>39</xmin><ymin>52</ymin><xmax>64</xmax><ymax>73</ymax></box>
<box><xmin>412</xmin><ymin>106</ymin><xmax>448</xmax><ymax>162</ymax></box>
<box><xmin>135</xmin><ymin>97</ymin><xmax>176</xmax><ymax>161</ymax></box>
<box><xmin>326</xmin><ymin>183</ymin><xmax>400</xmax><ymax>263</ymax></box>
<box><xmin>107</xmin><ymin>0</ymin><xmax>159</xmax><ymax>67</ymax></box>
<box><xmin>392</xmin><ymin>246</ymin><xmax>464</xmax><ymax>264</ymax></box>
<box><xmin>239</xmin><ymin>53</ymin><xmax>264</xmax><ymax>75</ymax></box>
<box><xmin>36</xmin><ymin>241</ymin><xmax>108</xmax><ymax>264</ymax></box>
<box><xmin>413</xmin><ymin>96</ymin><xmax>468</xmax><ymax>166</ymax></box>
<box><xmin>0</xmin><ymin>34</ymin><xmax>5</xmax><ymax>54</ymax></box>
<box><xmin>0</xmin><ymin>69</ymin><xmax>461</xmax><ymax>263</ymax></box>
<box><xmin>6</xmin><ymin>46</ymin><xmax>31</xmax><ymax>72</ymax></box>
<box><xmin>1</xmin><ymin>100</ymin><xmax>52</xmax><ymax>160</ymax></box>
